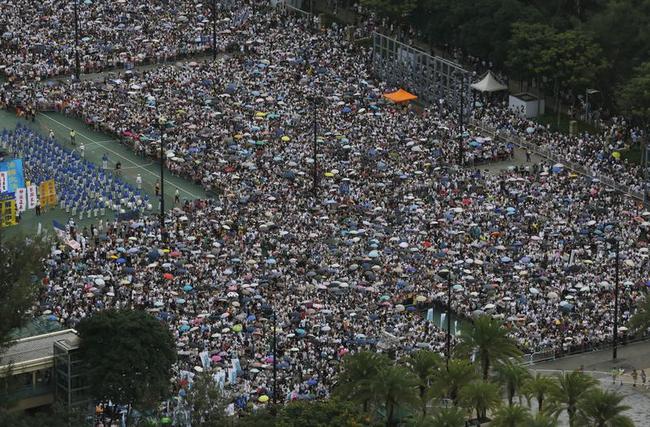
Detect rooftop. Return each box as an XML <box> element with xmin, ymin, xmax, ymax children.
<box><xmin>0</xmin><ymin>329</ymin><xmax>79</xmax><ymax>369</ymax></box>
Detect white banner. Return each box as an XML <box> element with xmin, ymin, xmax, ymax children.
<box><xmin>15</xmin><ymin>187</ymin><xmax>27</xmax><ymax>212</ymax></box>
<box><xmin>27</xmin><ymin>184</ymin><xmax>38</xmax><ymax>209</ymax></box>
<box><xmin>0</xmin><ymin>172</ymin><xmax>7</xmax><ymax>193</ymax></box>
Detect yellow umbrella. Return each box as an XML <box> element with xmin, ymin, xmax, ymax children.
<box><xmin>415</xmin><ymin>295</ymin><xmax>427</xmax><ymax>302</ymax></box>
<box><xmin>612</xmin><ymin>151</ymin><xmax>621</xmax><ymax>159</ymax></box>
<box><xmin>255</xmin><ymin>111</ymin><xmax>267</xmax><ymax>117</ymax></box>
<box><xmin>234</xmin><ymin>134</ymin><xmax>243</xmax><ymax>140</ymax></box>
<box><xmin>258</xmin><ymin>395</ymin><xmax>269</xmax><ymax>403</ymax></box>
<box><xmin>281</xmin><ymin>136</ymin><xmax>290</xmax><ymax>142</ymax></box>
<box><xmin>324</xmin><ymin>172</ymin><xmax>334</xmax><ymax>177</ymax></box>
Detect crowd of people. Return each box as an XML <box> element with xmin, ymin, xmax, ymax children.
<box><xmin>1</xmin><ymin>0</ymin><xmax>647</xmax><ymax>417</ymax></box>
<box><xmin>0</xmin><ymin>0</ymin><xmax>250</xmax><ymax>81</ymax></box>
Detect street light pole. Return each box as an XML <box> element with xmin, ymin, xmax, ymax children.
<box><xmin>613</xmin><ymin>239</ymin><xmax>620</xmax><ymax>360</ymax></box>
<box><xmin>312</xmin><ymin>97</ymin><xmax>318</xmax><ymax>199</ymax></box>
<box><xmin>212</xmin><ymin>0</ymin><xmax>217</xmax><ymax>60</ymax></box>
<box><xmin>73</xmin><ymin>0</ymin><xmax>80</xmax><ymax>80</ymax></box>
<box><xmin>158</xmin><ymin>116</ymin><xmax>167</xmax><ymax>234</ymax></box>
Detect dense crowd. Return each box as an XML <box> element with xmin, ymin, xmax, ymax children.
<box><xmin>0</xmin><ymin>0</ymin><xmax>250</xmax><ymax>81</ymax></box>
<box><xmin>2</xmin><ymin>0</ymin><xmax>647</xmax><ymax>416</ymax></box>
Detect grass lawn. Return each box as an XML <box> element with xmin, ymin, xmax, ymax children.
<box><xmin>533</xmin><ymin>111</ymin><xmax>599</xmax><ymax>135</ymax></box>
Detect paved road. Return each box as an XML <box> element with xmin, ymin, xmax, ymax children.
<box><xmin>530</xmin><ymin>340</ymin><xmax>650</xmax><ymax>426</ymax></box>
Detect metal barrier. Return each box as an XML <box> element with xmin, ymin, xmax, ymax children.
<box><xmin>471</xmin><ymin>119</ymin><xmax>644</xmax><ymax>201</ymax></box>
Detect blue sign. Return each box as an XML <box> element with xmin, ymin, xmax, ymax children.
<box><xmin>0</xmin><ymin>159</ymin><xmax>25</xmax><ymax>192</ymax></box>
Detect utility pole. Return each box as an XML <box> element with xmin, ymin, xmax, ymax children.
<box><xmin>212</xmin><ymin>0</ymin><xmax>217</xmax><ymax>60</ymax></box>
<box><xmin>613</xmin><ymin>239</ymin><xmax>620</xmax><ymax>360</ymax></box>
<box><xmin>73</xmin><ymin>0</ymin><xmax>80</xmax><ymax>80</ymax></box>
<box><xmin>312</xmin><ymin>97</ymin><xmax>318</xmax><ymax>199</ymax></box>
<box><xmin>158</xmin><ymin>116</ymin><xmax>167</xmax><ymax>234</ymax></box>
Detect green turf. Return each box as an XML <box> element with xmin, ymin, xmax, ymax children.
<box><xmin>533</xmin><ymin>111</ymin><xmax>599</xmax><ymax>135</ymax></box>
<box><xmin>0</xmin><ymin>110</ymin><xmax>207</xmax><ymax>236</ymax></box>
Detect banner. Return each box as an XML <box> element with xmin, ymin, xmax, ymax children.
<box><xmin>0</xmin><ymin>171</ymin><xmax>7</xmax><ymax>193</ymax></box>
<box><xmin>39</xmin><ymin>179</ymin><xmax>57</xmax><ymax>208</ymax></box>
<box><xmin>0</xmin><ymin>159</ymin><xmax>25</xmax><ymax>192</ymax></box>
<box><xmin>0</xmin><ymin>193</ymin><xmax>16</xmax><ymax>227</ymax></box>
<box><xmin>27</xmin><ymin>184</ymin><xmax>38</xmax><ymax>209</ymax></box>
<box><xmin>15</xmin><ymin>187</ymin><xmax>26</xmax><ymax>212</ymax></box>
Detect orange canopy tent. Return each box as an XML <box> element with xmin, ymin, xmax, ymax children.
<box><xmin>383</xmin><ymin>89</ymin><xmax>417</xmax><ymax>103</ymax></box>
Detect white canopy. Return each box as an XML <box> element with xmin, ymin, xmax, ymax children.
<box><xmin>471</xmin><ymin>71</ymin><xmax>508</xmax><ymax>92</ymax></box>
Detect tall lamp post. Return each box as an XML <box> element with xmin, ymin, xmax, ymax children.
<box><xmin>73</xmin><ymin>0</ymin><xmax>80</xmax><ymax>80</ymax></box>
<box><xmin>158</xmin><ymin>116</ymin><xmax>167</xmax><ymax>233</ymax></box>
<box><xmin>311</xmin><ymin>96</ymin><xmax>319</xmax><ymax>199</ymax></box>
<box><xmin>611</xmin><ymin>238</ymin><xmax>620</xmax><ymax>360</ymax></box>
<box><xmin>439</xmin><ymin>268</ymin><xmax>452</xmax><ymax>370</ymax></box>
<box><xmin>585</xmin><ymin>88</ymin><xmax>599</xmax><ymax>123</ymax></box>
<box><xmin>212</xmin><ymin>0</ymin><xmax>217</xmax><ymax>60</ymax></box>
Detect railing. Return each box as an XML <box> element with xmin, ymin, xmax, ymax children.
<box><xmin>471</xmin><ymin>118</ymin><xmax>644</xmax><ymax>201</ymax></box>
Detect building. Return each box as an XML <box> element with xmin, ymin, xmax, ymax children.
<box><xmin>0</xmin><ymin>329</ymin><xmax>89</xmax><ymax>413</ymax></box>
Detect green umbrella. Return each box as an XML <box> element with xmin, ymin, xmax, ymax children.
<box><xmin>160</xmin><ymin>417</ymin><xmax>172</xmax><ymax>424</ymax></box>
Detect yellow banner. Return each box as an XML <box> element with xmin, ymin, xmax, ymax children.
<box><xmin>0</xmin><ymin>197</ymin><xmax>17</xmax><ymax>228</ymax></box>
<box><xmin>39</xmin><ymin>179</ymin><xmax>57</xmax><ymax>207</ymax></box>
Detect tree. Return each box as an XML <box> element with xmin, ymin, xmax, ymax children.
<box><xmin>0</xmin><ymin>232</ymin><xmax>49</xmax><ymax>348</ymax></box>
<box><xmin>360</xmin><ymin>0</ymin><xmax>418</xmax><ymax>23</ymax></box>
<box><xmin>334</xmin><ymin>351</ymin><xmax>391</xmax><ymax>413</ymax></box>
<box><xmin>490</xmin><ymin>404</ymin><xmax>532</xmax><ymax>427</ymax></box>
<box><xmin>529</xmin><ymin>412</ymin><xmax>559</xmax><ymax>427</ymax></box>
<box><xmin>275</xmin><ymin>398</ymin><xmax>368</xmax><ymax>427</ymax></box>
<box><xmin>76</xmin><ymin>309</ymin><xmax>176</xmax><ymax>426</ymax></box>
<box><xmin>493</xmin><ymin>359</ymin><xmax>531</xmax><ymax>406</ymax></box>
<box><xmin>0</xmin><ymin>404</ymin><xmax>85</xmax><ymax>427</ymax></box>
<box><xmin>521</xmin><ymin>373</ymin><xmax>557</xmax><ymax>414</ymax></box>
<box><xmin>186</xmin><ymin>372</ymin><xmax>227</xmax><ymax>426</ymax></box>
<box><xmin>403</xmin><ymin>350</ymin><xmax>442</xmax><ymax>416</ymax></box>
<box><xmin>618</xmin><ymin>62</ymin><xmax>650</xmax><ymax>126</ymax></box>
<box><xmin>459</xmin><ymin>380</ymin><xmax>502</xmax><ymax>425</ymax></box>
<box><xmin>549</xmin><ymin>371</ymin><xmax>598</xmax><ymax>427</ymax></box>
<box><xmin>506</xmin><ymin>22</ymin><xmax>557</xmax><ymax>90</ymax></box>
<box><xmin>455</xmin><ymin>316</ymin><xmax>521</xmax><ymax>380</ymax></box>
<box><xmin>575</xmin><ymin>389</ymin><xmax>634</xmax><ymax>427</ymax></box>
<box><xmin>407</xmin><ymin>406</ymin><xmax>466</xmax><ymax>427</ymax></box>
<box><xmin>371</xmin><ymin>365</ymin><xmax>419</xmax><ymax>427</ymax></box>
<box><xmin>432</xmin><ymin>358</ymin><xmax>477</xmax><ymax>405</ymax></box>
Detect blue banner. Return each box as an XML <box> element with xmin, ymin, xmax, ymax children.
<box><xmin>0</xmin><ymin>159</ymin><xmax>25</xmax><ymax>192</ymax></box>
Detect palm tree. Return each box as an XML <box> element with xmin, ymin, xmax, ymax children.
<box><xmin>334</xmin><ymin>351</ymin><xmax>390</xmax><ymax>413</ymax></box>
<box><xmin>522</xmin><ymin>373</ymin><xmax>557</xmax><ymax>414</ymax></box>
<box><xmin>549</xmin><ymin>371</ymin><xmax>598</xmax><ymax>427</ymax></box>
<box><xmin>490</xmin><ymin>405</ymin><xmax>532</xmax><ymax>427</ymax></box>
<box><xmin>371</xmin><ymin>365</ymin><xmax>419</xmax><ymax>427</ymax></box>
<box><xmin>455</xmin><ymin>315</ymin><xmax>522</xmax><ymax>380</ymax></box>
<box><xmin>575</xmin><ymin>389</ymin><xmax>634</xmax><ymax>427</ymax></box>
<box><xmin>629</xmin><ymin>296</ymin><xmax>650</xmax><ymax>333</ymax></box>
<box><xmin>403</xmin><ymin>350</ymin><xmax>442</xmax><ymax>416</ymax></box>
<box><xmin>429</xmin><ymin>407</ymin><xmax>467</xmax><ymax>427</ymax></box>
<box><xmin>432</xmin><ymin>358</ymin><xmax>477</xmax><ymax>405</ymax></box>
<box><xmin>528</xmin><ymin>412</ymin><xmax>559</xmax><ymax>427</ymax></box>
<box><xmin>493</xmin><ymin>359</ymin><xmax>531</xmax><ymax>406</ymax></box>
<box><xmin>459</xmin><ymin>380</ymin><xmax>502</xmax><ymax>425</ymax></box>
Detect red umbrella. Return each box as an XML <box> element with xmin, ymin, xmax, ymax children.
<box><xmin>169</xmin><ymin>251</ymin><xmax>181</xmax><ymax>257</ymax></box>
<box><xmin>163</xmin><ymin>273</ymin><xmax>174</xmax><ymax>280</ymax></box>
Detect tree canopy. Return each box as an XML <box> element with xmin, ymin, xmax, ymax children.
<box><xmin>76</xmin><ymin>309</ymin><xmax>176</xmax><ymax>416</ymax></box>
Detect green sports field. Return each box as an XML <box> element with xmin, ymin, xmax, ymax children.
<box><xmin>0</xmin><ymin>109</ymin><xmax>207</xmax><ymax>237</ymax></box>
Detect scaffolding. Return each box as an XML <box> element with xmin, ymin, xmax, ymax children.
<box><xmin>372</xmin><ymin>32</ymin><xmax>472</xmax><ymax>113</ymax></box>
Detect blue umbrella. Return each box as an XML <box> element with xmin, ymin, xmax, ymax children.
<box><xmin>183</xmin><ymin>284</ymin><xmax>193</xmax><ymax>292</ymax></box>
<box><xmin>179</xmin><ymin>324</ymin><xmax>190</xmax><ymax>332</ymax></box>
<box><xmin>247</xmin><ymin>314</ymin><xmax>256</xmax><ymax>321</ymax></box>
<box><xmin>176</xmin><ymin>298</ymin><xmax>186</xmax><ymax>304</ymax></box>
<box><xmin>500</xmin><ymin>256</ymin><xmax>512</xmax><ymax>263</ymax></box>
<box><xmin>295</xmin><ymin>328</ymin><xmax>306</xmax><ymax>336</ymax></box>
<box><xmin>116</xmin><ymin>258</ymin><xmax>126</xmax><ymax>264</ymax></box>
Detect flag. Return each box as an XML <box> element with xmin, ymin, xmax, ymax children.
<box><xmin>27</xmin><ymin>184</ymin><xmax>37</xmax><ymax>209</ymax></box>
<box><xmin>0</xmin><ymin>171</ymin><xmax>7</xmax><ymax>193</ymax></box>
<box><xmin>15</xmin><ymin>187</ymin><xmax>26</xmax><ymax>212</ymax></box>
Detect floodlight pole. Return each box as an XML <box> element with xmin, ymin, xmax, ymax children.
<box><xmin>73</xmin><ymin>0</ymin><xmax>80</xmax><ymax>80</ymax></box>
<box><xmin>158</xmin><ymin>117</ymin><xmax>167</xmax><ymax>234</ymax></box>
<box><xmin>212</xmin><ymin>0</ymin><xmax>217</xmax><ymax>60</ymax></box>
<box><xmin>613</xmin><ymin>239</ymin><xmax>620</xmax><ymax>360</ymax></box>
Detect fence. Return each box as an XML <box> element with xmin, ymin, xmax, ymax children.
<box><xmin>371</xmin><ymin>32</ymin><xmax>472</xmax><ymax>111</ymax></box>
<box><xmin>471</xmin><ymin>118</ymin><xmax>644</xmax><ymax>201</ymax></box>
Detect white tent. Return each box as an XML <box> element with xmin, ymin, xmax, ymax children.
<box><xmin>471</xmin><ymin>71</ymin><xmax>508</xmax><ymax>92</ymax></box>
